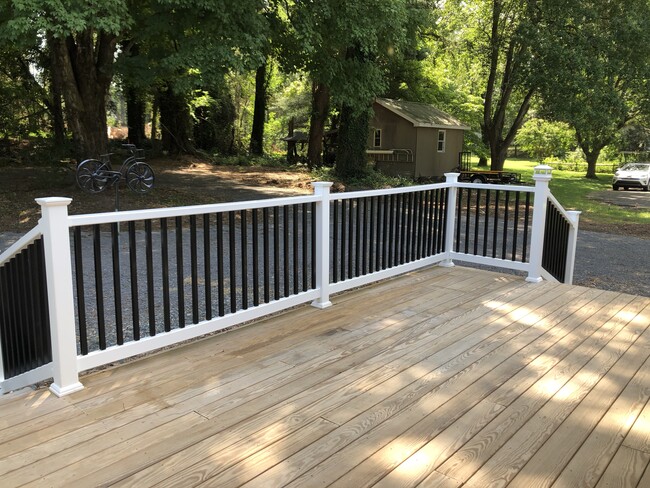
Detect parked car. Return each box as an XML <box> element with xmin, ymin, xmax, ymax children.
<box><xmin>612</xmin><ymin>162</ymin><xmax>650</xmax><ymax>191</ymax></box>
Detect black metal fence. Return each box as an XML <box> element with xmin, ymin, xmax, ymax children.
<box><xmin>0</xmin><ymin>238</ymin><xmax>52</xmax><ymax>379</ymax></box>
<box><xmin>71</xmin><ymin>204</ymin><xmax>316</xmax><ymax>355</ymax></box>
<box><xmin>454</xmin><ymin>187</ymin><xmax>533</xmax><ymax>263</ymax></box>
<box><xmin>330</xmin><ymin>189</ymin><xmax>448</xmax><ymax>283</ymax></box>
<box><xmin>542</xmin><ymin>199</ymin><xmax>571</xmax><ymax>282</ymax></box>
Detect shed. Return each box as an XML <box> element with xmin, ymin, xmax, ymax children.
<box><xmin>368</xmin><ymin>98</ymin><xmax>469</xmax><ymax>178</ymax></box>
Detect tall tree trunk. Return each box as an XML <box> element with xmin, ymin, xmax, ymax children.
<box><xmin>576</xmin><ymin>132</ymin><xmax>603</xmax><ymax>179</ymax></box>
<box><xmin>307</xmin><ymin>81</ymin><xmax>330</xmax><ymax>169</ymax></box>
<box><xmin>485</xmin><ymin>87</ymin><xmax>534</xmax><ymax>171</ymax></box>
<box><xmin>126</xmin><ymin>87</ymin><xmax>146</xmax><ymax>147</ymax></box>
<box><xmin>124</xmin><ymin>42</ymin><xmax>146</xmax><ymax>147</ymax></box>
<box><xmin>151</xmin><ymin>97</ymin><xmax>159</xmax><ymax>155</ymax></box>
<box><xmin>50</xmin><ymin>31</ymin><xmax>116</xmax><ymax>158</ymax></box>
<box><xmin>48</xmin><ymin>45</ymin><xmax>66</xmax><ymax>146</ymax></box>
<box><xmin>489</xmin><ymin>139</ymin><xmax>510</xmax><ymax>171</ymax></box>
<box><xmin>335</xmin><ymin>104</ymin><xmax>370</xmax><ymax>178</ymax></box>
<box><xmin>584</xmin><ymin>150</ymin><xmax>600</xmax><ymax>179</ymax></box>
<box><xmin>159</xmin><ymin>84</ymin><xmax>192</xmax><ymax>154</ymax></box>
<box><xmin>249</xmin><ymin>61</ymin><xmax>268</xmax><ymax>156</ymax></box>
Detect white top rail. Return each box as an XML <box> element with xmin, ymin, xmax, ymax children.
<box><xmin>68</xmin><ymin>194</ymin><xmax>320</xmax><ymax>227</ymax></box>
<box><xmin>332</xmin><ymin>182</ymin><xmax>449</xmax><ymax>201</ymax></box>
<box><xmin>455</xmin><ymin>182</ymin><xmax>535</xmax><ymax>193</ymax></box>
<box><xmin>548</xmin><ymin>193</ymin><xmax>579</xmax><ymax>228</ymax></box>
<box><xmin>0</xmin><ymin>225</ymin><xmax>42</xmax><ymax>267</ymax></box>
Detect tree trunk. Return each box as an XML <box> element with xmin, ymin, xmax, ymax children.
<box><xmin>151</xmin><ymin>98</ymin><xmax>159</xmax><ymax>155</ymax></box>
<box><xmin>576</xmin><ymin>131</ymin><xmax>603</xmax><ymax>179</ymax></box>
<box><xmin>50</xmin><ymin>32</ymin><xmax>116</xmax><ymax>158</ymax></box>
<box><xmin>124</xmin><ymin>42</ymin><xmax>146</xmax><ymax>147</ymax></box>
<box><xmin>335</xmin><ymin>104</ymin><xmax>370</xmax><ymax>178</ymax></box>
<box><xmin>249</xmin><ymin>61</ymin><xmax>267</xmax><ymax>156</ymax></box>
<box><xmin>47</xmin><ymin>44</ymin><xmax>66</xmax><ymax>146</ymax></box>
<box><xmin>126</xmin><ymin>87</ymin><xmax>146</xmax><ymax>147</ymax></box>
<box><xmin>159</xmin><ymin>84</ymin><xmax>192</xmax><ymax>154</ymax></box>
<box><xmin>307</xmin><ymin>81</ymin><xmax>330</xmax><ymax>169</ymax></box>
<box><xmin>584</xmin><ymin>151</ymin><xmax>600</xmax><ymax>179</ymax></box>
<box><xmin>489</xmin><ymin>139</ymin><xmax>509</xmax><ymax>171</ymax></box>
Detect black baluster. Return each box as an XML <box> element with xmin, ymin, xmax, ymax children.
<box><xmin>203</xmin><ymin>214</ymin><xmax>212</xmax><ymax>319</ymax></box>
<box><xmin>160</xmin><ymin>218</ymin><xmax>171</xmax><ymax>331</ymax></box>
<box><xmin>216</xmin><ymin>213</ymin><xmax>225</xmax><ymax>316</ymax></box>
<box><xmin>190</xmin><ymin>215</ymin><xmax>199</xmax><ymax>323</ymax></box>
<box><xmin>241</xmin><ymin>209</ymin><xmax>248</xmax><ymax>309</ymax></box>
<box><xmin>175</xmin><ymin>217</ymin><xmax>185</xmax><ymax>328</ymax></box>
<box><xmin>111</xmin><ymin>223</ymin><xmax>123</xmax><ymax>344</ymax></box>
<box><xmin>73</xmin><ymin>227</ymin><xmax>88</xmax><ymax>355</ymax></box>
<box><xmin>145</xmin><ymin>219</ymin><xmax>156</xmax><ymax>334</ymax></box>
<box><xmin>93</xmin><ymin>225</ymin><xmax>106</xmax><ymax>349</ymax></box>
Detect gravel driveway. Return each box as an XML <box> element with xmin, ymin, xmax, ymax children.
<box><xmin>573</xmin><ymin>229</ymin><xmax>649</xmax><ymax>297</ymax></box>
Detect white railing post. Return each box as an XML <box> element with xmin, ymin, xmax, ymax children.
<box><xmin>526</xmin><ymin>165</ymin><xmax>553</xmax><ymax>283</ymax></box>
<box><xmin>440</xmin><ymin>172</ymin><xmax>459</xmax><ymax>267</ymax></box>
<box><xmin>36</xmin><ymin>197</ymin><xmax>84</xmax><ymax>396</ymax></box>
<box><xmin>311</xmin><ymin>182</ymin><xmax>333</xmax><ymax>309</ymax></box>
<box><xmin>564</xmin><ymin>210</ymin><xmax>581</xmax><ymax>285</ymax></box>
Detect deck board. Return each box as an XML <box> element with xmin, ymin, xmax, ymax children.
<box><xmin>1</xmin><ymin>265</ymin><xmax>648</xmax><ymax>487</ymax></box>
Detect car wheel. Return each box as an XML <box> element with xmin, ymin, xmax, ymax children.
<box><xmin>613</xmin><ymin>185</ymin><xmax>619</xmax><ymax>191</ymax></box>
<box><xmin>624</xmin><ymin>186</ymin><xmax>629</xmax><ymax>191</ymax></box>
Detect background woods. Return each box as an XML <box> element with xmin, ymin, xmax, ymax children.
<box><xmin>1</xmin><ymin>0</ymin><xmax>650</xmax><ymax>179</ymax></box>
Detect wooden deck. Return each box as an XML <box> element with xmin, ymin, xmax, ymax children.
<box><xmin>1</xmin><ymin>266</ymin><xmax>650</xmax><ymax>487</ymax></box>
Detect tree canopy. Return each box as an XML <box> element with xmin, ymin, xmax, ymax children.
<box><xmin>1</xmin><ymin>0</ymin><xmax>649</xmax><ymax>179</ymax></box>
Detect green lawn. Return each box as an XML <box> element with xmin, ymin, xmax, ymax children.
<box><xmin>473</xmin><ymin>158</ymin><xmax>650</xmax><ymax>227</ymax></box>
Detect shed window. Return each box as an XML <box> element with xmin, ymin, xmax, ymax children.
<box><xmin>373</xmin><ymin>129</ymin><xmax>382</xmax><ymax>147</ymax></box>
<box><xmin>437</xmin><ymin>130</ymin><xmax>446</xmax><ymax>152</ymax></box>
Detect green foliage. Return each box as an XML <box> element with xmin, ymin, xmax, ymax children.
<box><xmin>279</xmin><ymin>0</ymin><xmax>423</xmax><ymax>113</ymax></box>
<box><xmin>191</xmin><ymin>86</ymin><xmax>237</xmax><ymax>154</ymax></box>
<box><xmin>311</xmin><ymin>165</ymin><xmax>414</xmax><ymax>190</ymax></box>
<box><xmin>0</xmin><ymin>53</ymin><xmax>46</xmax><ymax>139</ymax></box>
<box><xmin>265</xmin><ymin>74</ymin><xmax>311</xmax><ymax>152</ymax></box>
<box><xmin>335</xmin><ymin>106</ymin><xmax>371</xmax><ymax>178</ymax></box>
<box><xmin>502</xmin><ymin>158</ymin><xmax>649</xmax><ymax>226</ymax></box>
<box><xmin>535</xmin><ymin>0</ymin><xmax>650</xmax><ymax>175</ymax></box>
<box><xmin>3</xmin><ymin>0</ymin><xmax>132</xmax><ymax>38</ymax></box>
<box><xmin>515</xmin><ymin>119</ymin><xmax>575</xmax><ymax>161</ymax></box>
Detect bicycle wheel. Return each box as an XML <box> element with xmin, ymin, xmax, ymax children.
<box><xmin>76</xmin><ymin>159</ymin><xmax>109</xmax><ymax>193</ymax></box>
<box><xmin>126</xmin><ymin>162</ymin><xmax>155</xmax><ymax>193</ymax></box>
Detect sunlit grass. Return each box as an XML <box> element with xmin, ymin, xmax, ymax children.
<box><xmin>468</xmin><ymin>157</ymin><xmax>650</xmax><ymax>226</ymax></box>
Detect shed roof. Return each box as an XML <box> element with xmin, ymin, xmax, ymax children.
<box><xmin>375</xmin><ymin>98</ymin><xmax>470</xmax><ymax>130</ymax></box>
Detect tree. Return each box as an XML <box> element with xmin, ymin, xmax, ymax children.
<box><xmin>279</xmin><ymin>0</ymin><xmax>429</xmax><ymax>173</ymax></box>
<box><xmin>515</xmin><ymin>118</ymin><xmax>575</xmax><ymax>161</ymax></box>
<box><xmin>536</xmin><ymin>0</ymin><xmax>650</xmax><ymax>178</ymax></box>
<box><xmin>119</xmin><ymin>0</ymin><xmax>268</xmax><ymax>154</ymax></box>
<box><xmin>249</xmin><ymin>61</ymin><xmax>269</xmax><ymax>155</ymax></box>
<box><xmin>2</xmin><ymin>0</ymin><xmax>131</xmax><ymax>157</ymax></box>
<box><xmin>440</xmin><ymin>1</ymin><xmax>542</xmax><ymax>170</ymax></box>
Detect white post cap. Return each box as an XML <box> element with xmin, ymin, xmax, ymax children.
<box><xmin>533</xmin><ymin>165</ymin><xmax>553</xmax><ymax>182</ymax></box>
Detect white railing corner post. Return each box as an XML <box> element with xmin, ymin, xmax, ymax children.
<box><xmin>440</xmin><ymin>172</ymin><xmax>459</xmax><ymax>267</ymax></box>
<box><xmin>526</xmin><ymin>165</ymin><xmax>553</xmax><ymax>283</ymax></box>
<box><xmin>311</xmin><ymin>182</ymin><xmax>333</xmax><ymax>309</ymax></box>
<box><xmin>564</xmin><ymin>210</ymin><xmax>581</xmax><ymax>285</ymax></box>
<box><xmin>36</xmin><ymin>197</ymin><xmax>84</xmax><ymax>397</ymax></box>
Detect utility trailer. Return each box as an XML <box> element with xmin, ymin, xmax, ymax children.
<box><xmin>457</xmin><ymin>151</ymin><xmax>521</xmax><ymax>184</ymax></box>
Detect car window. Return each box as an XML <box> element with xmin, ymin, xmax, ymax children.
<box><xmin>621</xmin><ymin>163</ymin><xmax>650</xmax><ymax>171</ymax></box>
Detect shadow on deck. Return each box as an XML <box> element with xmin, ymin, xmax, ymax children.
<box><xmin>1</xmin><ymin>266</ymin><xmax>649</xmax><ymax>487</ymax></box>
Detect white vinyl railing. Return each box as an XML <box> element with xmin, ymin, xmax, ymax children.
<box><xmin>0</xmin><ymin>165</ymin><xmax>579</xmax><ymax>396</ymax></box>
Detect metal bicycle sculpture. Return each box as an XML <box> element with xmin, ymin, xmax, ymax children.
<box><xmin>76</xmin><ymin>144</ymin><xmax>155</xmax><ymax>194</ymax></box>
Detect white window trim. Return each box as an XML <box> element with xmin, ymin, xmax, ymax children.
<box><xmin>373</xmin><ymin>129</ymin><xmax>382</xmax><ymax>148</ymax></box>
<box><xmin>437</xmin><ymin>130</ymin><xmax>446</xmax><ymax>152</ymax></box>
